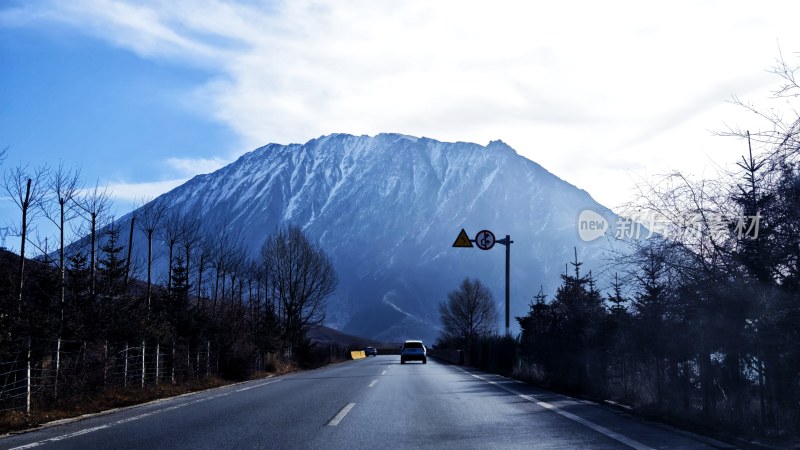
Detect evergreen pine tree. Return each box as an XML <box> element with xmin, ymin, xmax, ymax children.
<box><xmin>98</xmin><ymin>222</ymin><xmax>125</xmax><ymax>297</ymax></box>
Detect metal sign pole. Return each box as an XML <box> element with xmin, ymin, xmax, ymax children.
<box><xmin>505</xmin><ymin>235</ymin><xmax>510</xmax><ymax>335</ymax></box>
<box><xmin>453</xmin><ymin>229</ymin><xmax>512</xmax><ymax>335</ymax></box>
<box><xmin>496</xmin><ymin>235</ymin><xmax>513</xmax><ymax>335</ymax></box>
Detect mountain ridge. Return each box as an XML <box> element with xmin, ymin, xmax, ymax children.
<box><xmin>84</xmin><ymin>133</ymin><xmax>618</xmax><ymax>343</ymax></box>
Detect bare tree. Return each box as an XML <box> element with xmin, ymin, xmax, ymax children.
<box><xmin>76</xmin><ymin>181</ymin><xmax>111</xmax><ymax>300</ymax></box>
<box><xmin>137</xmin><ymin>198</ymin><xmax>166</xmax><ymax>308</ymax></box>
<box><xmin>246</xmin><ymin>259</ymin><xmax>261</xmax><ymax>315</ymax></box>
<box><xmin>196</xmin><ymin>235</ymin><xmax>212</xmax><ymax>303</ymax></box>
<box><xmin>38</xmin><ymin>163</ymin><xmax>81</xmax><ymax>322</ymax></box>
<box><xmin>718</xmin><ymin>50</ymin><xmax>800</xmax><ymax>168</ymax></box>
<box><xmin>209</xmin><ymin>229</ymin><xmax>239</xmax><ymax>306</ymax></box>
<box><xmin>227</xmin><ymin>247</ymin><xmax>246</xmax><ymax>305</ymax></box>
<box><xmin>439</xmin><ymin>278</ymin><xmax>498</xmax><ymax>350</ymax></box>
<box><xmin>621</xmin><ymin>169</ymin><xmax>735</xmax><ymax>279</ymax></box>
<box><xmin>210</xmin><ymin>233</ymin><xmax>226</xmax><ymax>306</ymax></box>
<box><xmin>3</xmin><ymin>164</ymin><xmax>48</xmax><ymax>311</ymax></box>
<box><xmin>35</xmin><ymin>163</ymin><xmax>81</xmax><ymax>399</ymax></box>
<box><xmin>125</xmin><ymin>210</ymin><xmax>136</xmax><ymax>288</ymax></box>
<box><xmin>160</xmin><ymin>210</ymin><xmax>183</xmax><ymax>297</ymax></box>
<box><xmin>260</xmin><ymin>226</ymin><xmax>337</xmax><ymax>353</ymax></box>
<box><xmin>178</xmin><ymin>212</ymin><xmax>202</xmax><ymax>293</ymax></box>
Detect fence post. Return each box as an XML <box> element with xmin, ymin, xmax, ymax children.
<box><xmin>141</xmin><ymin>340</ymin><xmax>146</xmax><ymax>388</ymax></box>
<box><xmin>55</xmin><ymin>337</ymin><xmax>61</xmax><ymax>399</ymax></box>
<box><xmin>206</xmin><ymin>341</ymin><xmax>210</xmax><ymax>377</ymax></box>
<box><xmin>187</xmin><ymin>342</ymin><xmax>191</xmax><ymax>381</ymax></box>
<box><xmin>171</xmin><ymin>345</ymin><xmax>176</xmax><ymax>385</ymax></box>
<box><xmin>26</xmin><ymin>338</ymin><xmax>32</xmax><ymax>414</ymax></box>
<box><xmin>103</xmin><ymin>341</ymin><xmax>108</xmax><ymax>386</ymax></box>
<box><xmin>124</xmin><ymin>342</ymin><xmax>129</xmax><ymax>388</ymax></box>
<box><xmin>155</xmin><ymin>342</ymin><xmax>160</xmax><ymax>386</ymax></box>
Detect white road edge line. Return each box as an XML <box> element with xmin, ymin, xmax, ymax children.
<box><xmin>9</xmin><ymin>423</ymin><xmax>111</xmax><ymax>450</ymax></box>
<box><xmin>368</xmin><ymin>379</ymin><xmax>378</xmax><ymax>388</ymax></box>
<box><xmin>9</xmin><ymin>379</ymin><xmax>282</xmax><ymax>450</ymax></box>
<box><xmin>327</xmin><ymin>403</ymin><xmax>356</xmax><ymax>426</ymax></box>
<box><xmin>380</xmin><ymin>370</ymin><xmax>387</xmax><ymax>375</ymax></box>
<box><xmin>457</xmin><ymin>368</ymin><xmax>654</xmax><ymax>450</ymax></box>
<box><xmin>236</xmin><ymin>379</ymin><xmax>281</xmax><ymax>392</ymax></box>
<box><xmin>8</xmin><ymin>444</ymin><xmax>39</xmax><ymax>450</ymax></box>
<box><xmin>8</xmin><ymin>444</ymin><xmax>40</xmax><ymax>449</ymax></box>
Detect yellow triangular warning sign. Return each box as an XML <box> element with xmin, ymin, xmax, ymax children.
<box><xmin>452</xmin><ymin>228</ymin><xmax>473</xmax><ymax>248</ymax></box>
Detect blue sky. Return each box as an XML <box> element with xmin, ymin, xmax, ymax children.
<box><xmin>1</xmin><ymin>16</ymin><xmax>234</xmax><ymax>211</ymax></box>
<box><xmin>2</xmin><ymin>0</ymin><xmax>800</xmax><ymax>252</ymax></box>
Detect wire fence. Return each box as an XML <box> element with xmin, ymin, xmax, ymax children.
<box><xmin>0</xmin><ymin>338</ymin><xmax>217</xmax><ymax>415</ymax></box>
<box><xmin>1</xmin><ymin>337</ymin><xmax>356</xmax><ymax>416</ymax></box>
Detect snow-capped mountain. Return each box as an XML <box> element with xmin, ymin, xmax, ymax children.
<box><xmin>112</xmin><ymin>133</ymin><xmax>618</xmax><ymax>343</ymax></box>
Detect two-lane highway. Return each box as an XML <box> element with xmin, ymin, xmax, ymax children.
<box><xmin>1</xmin><ymin>357</ymin><xmax>724</xmax><ymax>449</ymax></box>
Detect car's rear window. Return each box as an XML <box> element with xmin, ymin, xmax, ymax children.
<box><xmin>404</xmin><ymin>342</ymin><xmax>423</xmax><ymax>348</ymax></box>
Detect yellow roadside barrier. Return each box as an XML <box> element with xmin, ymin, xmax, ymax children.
<box><xmin>350</xmin><ymin>350</ymin><xmax>366</xmax><ymax>360</ymax></box>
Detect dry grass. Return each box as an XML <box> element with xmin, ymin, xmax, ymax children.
<box><xmin>0</xmin><ymin>360</ymin><xmax>305</xmax><ymax>436</ymax></box>
<box><xmin>0</xmin><ymin>377</ymin><xmax>228</xmax><ymax>434</ymax></box>
<box><xmin>249</xmin><ymin>355</ymin><xmax>299</xmax><ymax>379</ymax></box>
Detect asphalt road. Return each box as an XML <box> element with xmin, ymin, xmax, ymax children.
<box><xmin>1</xmin><ymin>356</ymin><xmax>724</xmax><ymax>449</ymax></box>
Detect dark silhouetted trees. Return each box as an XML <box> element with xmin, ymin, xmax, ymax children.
<box><xmin>0</xmin><ymin>179</ymin><xmax>341</xmax><ymax>418</ymax></box>
<box><xmin>516</xmin><ymin>55</ymin><xmax>800</xmax><ymax>436</ymax></box>
<box><xmin>260</xmin><ymin>225</ymin><xmax>337</xmax><ymax>356</ymax></box>
<box><xmin>438</xmin><ymin>278</ymin><xmax>498</xmax><ymax>350</ymax></box>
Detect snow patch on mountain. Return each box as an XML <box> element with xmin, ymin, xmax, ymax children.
<box><xmin>97</xmin><ymin>133</ymin><xmax>620</xmax><ymax>343</ymax></box>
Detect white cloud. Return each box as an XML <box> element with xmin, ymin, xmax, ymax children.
<box><xmin>165</xmin><ymin>157</ymin><xmax>228</xmax><ymax>176</ymax></box>
<box><xmin>105</xmin><ymin>178</ymin><xmax>188</xmax><ymax>203</ymax></box>
<box><xmin>4</xmin><ymin>0</ymin><xmax>800</xmax><ymax>208</ymax></box>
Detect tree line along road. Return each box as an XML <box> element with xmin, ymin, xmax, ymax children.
<box><xmin>0</xmin><ymin>356</ymin><xmax>725</xmax><ymax>449</ymax></box>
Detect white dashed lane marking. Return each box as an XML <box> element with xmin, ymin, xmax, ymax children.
<box><xmin>327</xmin><ymin>403</ymin><xmax>356</xmax><ymax>426</ymax></box>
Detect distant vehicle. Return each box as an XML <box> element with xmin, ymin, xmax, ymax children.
<box><xmin>364</xmin><ymin>346</ymin><xmax>378</xmax><ymax>357</ymax></box>
<box><xmin>400</xmin><ymin>340</ymin><xmax>427</xmax><ymax>364</ymax></box>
